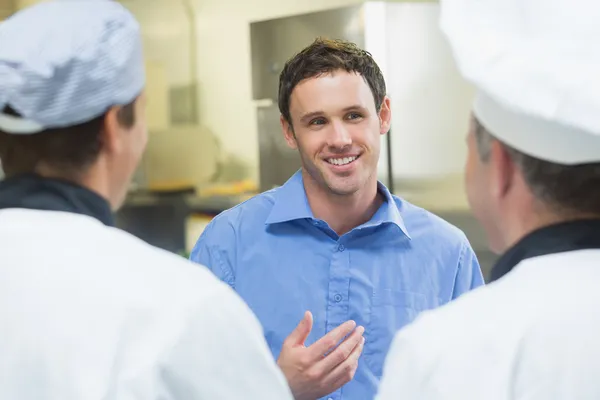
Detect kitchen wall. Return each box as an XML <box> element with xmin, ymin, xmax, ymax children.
<box><xmin>194</xmin><ymin>0</ymin><xmax>472</xmax><ymax>195</ymax></box>
<box><xmin>1</xmin><ymin>0</ymin><xmax>494</xmax><ymax>276</ymax></box>
<box><xmin>1</xmin><ymin>0</ymin><xmax>41</xmax><ymax>13</ymax></box>
<box><xmin>5</xmin><ymin>0</ymin><xmax>470</xmax><ymax>192</ymax></box>
<box><xmin>120</xmin><ymin>0</ymin><xmax>370</xmax><ymax>184</ymax></box>
<box><xmin>0</xmin><ymin>0</ymin><xmax>14</xmax><ymax>22</ymax></box>
<box><xmin>8</xmin><ymin>0</ymin><xmax>470</xmax><ymax>193</ymax></box>
<box><xmin>194</xmin><ymin>0</ymin><xmax>372</xmax><ymax>183</ymax></box>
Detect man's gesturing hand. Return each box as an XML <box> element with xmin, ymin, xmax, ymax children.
<box><xmin>277</xmin><ymin>311</ymin><xmax>366</xmax><ymax>400</ymax></box>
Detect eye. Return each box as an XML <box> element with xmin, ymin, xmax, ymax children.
<box><xmin>310</xmin><ymin>118</ymin><xmax>326</xmax><ymax>126</ymax></box>
<box><xmin>347</xmin><ymin>112</ymin><xmax>363</xmax><ymax>121</ymax></box>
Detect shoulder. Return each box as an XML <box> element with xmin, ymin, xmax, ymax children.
<box><xmin>381</xmin><ymin>261</ymin><xmax>600</xmax><ymax>399</ymax></box>
<box><xmin>101</xmin><ymin>225</ymin><xmax>235</xmax><ymax>296</ymax></box>
<box><xmin>155</xmin><ymin>264</ymin><xmax>293</xmax><ymax>398</ymax></box>
<box><xmin>387</xmin><ymin>265</ymin><xmax>545</xmax><ymax>368</ymax></box>
<box><xmin>6</xmin><ymin>210</ymin><xmax>260</xmax><ymax>340</ymax></box>
<box><xmin>392</xmin><ymin>195</ymin><xmax>470</xmax><ymax>250</ymax></box>
<box><xmin>114</xmin><ymin>231</ymin><xmax>290</xmax><ymax>394</ymax></box>
<box><xmin>218</xmin><ymin>189</ymin><xmax>278</xmax><ymax>221</ymax></box>
<box><xmin>107</xmin><ymin>227</ymin><xmax>268</xmax><ymax>334</ymax></box>
<box><xmin>380</xmin><ymin>260</ymin><xmax>600</xmax><ymax>398</ymax></box>
<box><xmin>196</xmin><ymin>189</ymin><xmax>280</xmax><ymax>240</ymax></box>
<box><xmin>393</xmin><ymin>195</ymin><xmax>467</xmax><ymax>242</ymax></box>
<box><xmin>380</xmin><ymin>283</ymin><xmax>503</xmax><ymax>395</ymax></box>
<box><xmin>397</xmin><ymin>281</ymin><xmax>494</xmax><ymax>342</ymax></box>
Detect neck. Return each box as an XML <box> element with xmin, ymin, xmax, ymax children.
<box><xmin>302</xmin><ymin>170</ymin><xmax>383</xmax><ymax>236</ymax></box>
<box><xmin>35</xmin><ymin>163</ymin><xmax>114</xmax><ymax>209</ymax></box>
<box><xmin>502</xmin><ymin>204</ymin><xmax>600</xmax><ymax>252</ymax></box>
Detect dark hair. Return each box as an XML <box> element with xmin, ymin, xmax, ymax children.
<box><xmin>473</xmin><ymin>117</ymin><xmax>600</xmax><ymax>215</ymax></box>
<box><xmin>0</xmin><ymin>101</ymin><xmax>136</xmax><ymax>178</ymax></box>
<box><xmin>278</xmin><ymin>37</ymin><xmax>386</xmax><ymax>126</ymax></box>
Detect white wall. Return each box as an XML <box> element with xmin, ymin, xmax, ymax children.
<box><xmin>121</xmin><ymin>1</ymin><xmax>193</xmax><ymax>87</ymax></box>
<box><xmin>381</xmin><ymin>3</ymin><xmax>474</xmax><ymax>179</ymax></box>
<box><xmin>11</xmin><ymin>0</ymin><xmax>472</xmax><ymax>194</ymax></box>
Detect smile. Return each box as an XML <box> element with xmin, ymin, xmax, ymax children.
<box><xmin>326</xmin><ymin>155</ymin><xmax>359</xmax><ymax>166</ymax></box>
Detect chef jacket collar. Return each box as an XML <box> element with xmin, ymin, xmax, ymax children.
<box><xmin>491</xmin><ymin>219</ymin><xmax>600</xmax><ymax>281</ymax></box>
<box><xmin>0</xmin><ymin>173</ymin><xmax>114</xmax><ymax>226</ymax></box>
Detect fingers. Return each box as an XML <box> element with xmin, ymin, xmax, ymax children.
<box><xmin>280</xmin><ymin>320</ymin><xmax>365</xmax><ymax>399</ymax></box>
<box><xmin>284</xmin><ymin>311</ymin><xmax>313</xmax><ymax>347</ymax></box>
<box><xmin>323</xmin><ymin>336</ymin><xmax>365</xmax><ymax>389</ymax></box>
<box><xmin>307</xmin><ymin>320</ymin><xmax>357</xmax><ymax>360</ymax></box>
<box><xmin>318</xmin><ymin>325</ymin><xmax>365</xmax><ymax>373</ymax></box>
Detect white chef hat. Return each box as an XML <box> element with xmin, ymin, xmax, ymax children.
<box><xmin>0</xmin><ymin>0</ymin><xmax>144</xmax><ymax>135</ymax></box>
<box><xmin>440</xmin><ymin>0</ymin><xmax>600</xmax><ymax>165</ymax></box>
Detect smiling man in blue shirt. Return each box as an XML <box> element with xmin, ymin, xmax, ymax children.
<box><xmin>190</xmin><ymin>38</ymin><xmax>484</xmax><ymax>400</ymax></box>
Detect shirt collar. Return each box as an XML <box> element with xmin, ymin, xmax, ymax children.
<box><xmin>0</xmin><ymin>173</ymin><xmax>114</xmax><ymax>226</ymax></box>
<box><xmin>491</xmin><ymin>218</ymin><xmax>600</xmax><ymax>281</ymax></box>
<box><xmin>265</xmin><ymin>170</ymin><xmax>410</xmax><ymax>238</ymax></box>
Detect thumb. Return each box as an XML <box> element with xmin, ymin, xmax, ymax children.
<box><xmin>286</xmin><ymin>311</ymin><xmax>313</xmax><ymax>347</ymax></box>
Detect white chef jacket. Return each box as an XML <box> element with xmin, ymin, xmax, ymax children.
<box><xmin>0</xmin><ymin>207</ymin><xmax>294</xmax><ymax>399</ymax></box>
<box><xmin>376</xmin><ymin>244</ymin><xmax>600</xmax><ymax>400</ymax></box>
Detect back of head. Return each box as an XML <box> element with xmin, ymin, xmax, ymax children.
<box><xmin>278</xmin><ymin>37</ymin><xmax>386</xmax><ymax>126</ymax></box>
<box><xmin>0</xmin><ymin>0</ymin><xmax>145</xmax><ymax>183</ymax></box>
<box><xmin>441</xmin><ymin>0</ymin><xmax>600</xmax><ymax>217</ymax></box>
<box><xmin>471</xmin><ymin>117</ymin><xmax>600</xmax><ymax>217</ymax></box>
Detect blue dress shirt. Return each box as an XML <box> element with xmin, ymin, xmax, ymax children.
<box><xmin>190</xmin><ymin>171</ymin><xmax>484</xmax><ymax>400</ymax></box>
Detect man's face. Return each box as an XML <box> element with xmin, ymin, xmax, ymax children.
<box><xmin>282</xmin><ymin>70</ymin><xmax>391</xmax><ymax>196</ymax></box>
<box><xmin>464</xmin><ymin>116</ymin><xmax>503</xmax><ymax>253</ymax></box>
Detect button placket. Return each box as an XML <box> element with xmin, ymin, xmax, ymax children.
<box><xmin>326</xmin><ymin>241</ymin><xmax>351</xmax><ymax>333</ymax></box>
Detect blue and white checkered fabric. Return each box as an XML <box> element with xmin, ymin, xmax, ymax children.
<box><xmin>0</xmin><ymin>0</ymin><xmax>145</xmax><ymax>134</ymax></box>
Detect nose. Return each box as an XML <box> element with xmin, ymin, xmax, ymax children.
<box><xmin>327</xmin><ymin>120</ymin><xmax>352</xmax><ymax>149</ymax></box>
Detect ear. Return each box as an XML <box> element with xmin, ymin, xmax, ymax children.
<box><xmin>280</xmin><ymin>115</ymin><xmax>298</xmax><ymax>150</ymax></box>
<box><xmin>378</xmin><ymin>96</ymin><xmax>392</xmax><ymax>135</ymax></box>
<box><xmin>102</xmin><ymin>105</ymin><xmax>125</xmax><ymax>155</ymax></box>
<box><xmin>488</xmin><ymin>140</ymin><xmax>516</xmax><ymax>200</ymax></box>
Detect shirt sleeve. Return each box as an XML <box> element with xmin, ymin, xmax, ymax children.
<box><xmin>452</xmin><ymin>237</ymin><xmax>485</xmax><ymax>299</ymax></box>
<box><xmin>162</xmin><ymin>284</ymin><xmax>294</xmax><ymax>400</ymax></box>
<box><xmin>189</xmin><ymin>218</ymin><xmax>236</xmax><ymax>288</ymax></box>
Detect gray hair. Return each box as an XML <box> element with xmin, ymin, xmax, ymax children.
<box><xmin>472</xmin><ymin>117</ymin><xmax>600</xmax><ymax>216</ymax></box>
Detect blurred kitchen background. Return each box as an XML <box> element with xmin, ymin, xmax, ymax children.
<box><xmin>0</xmin><ymin>0</ymin><xmax>497</xmax><ymax>280</ymax></box>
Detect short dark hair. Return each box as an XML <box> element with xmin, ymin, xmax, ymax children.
<box><xmin>0</xmin><ymin>101</ymin><xmax>136</xmax><ymax>178</ymax></box>
<box><xmin>278</xmin><ymin>37</ymin><xmax>386</xmax><ymax>125</ymax></box>
<box><xmin>473</xmin><ymin>117</ymin><xmax>600</xmax><ymax>215</ymax></box>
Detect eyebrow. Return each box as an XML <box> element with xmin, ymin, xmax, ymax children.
<box><xmin>299</xmin><ymin>105</ymin><xmax>367</xmax><ymax>124</ymax></box>
<box><xmin>299</xmin><ymin>111</ymin><xmax>323</xmax><ymax>124</ymax></box>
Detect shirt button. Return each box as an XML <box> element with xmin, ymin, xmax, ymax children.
<box><xmin>338</xmin><ymin>244</ymin><xmax>345</xmax><ymax>252</ymax></box>
<box><xmin>334</xmin><ymin>294</ymin><xmax>343</xmax><ymax>303</ymax></box>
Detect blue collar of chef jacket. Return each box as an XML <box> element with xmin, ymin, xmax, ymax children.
<box><xmin>265</xmin><ymin>169</ymin><xmax>410</xmax><ymax>238</ymax></box>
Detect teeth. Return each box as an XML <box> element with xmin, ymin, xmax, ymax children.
<box><xmin>327</xmin><ymin>156</ymin><xmax>357</xmax><ymax>166</ymax></box>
